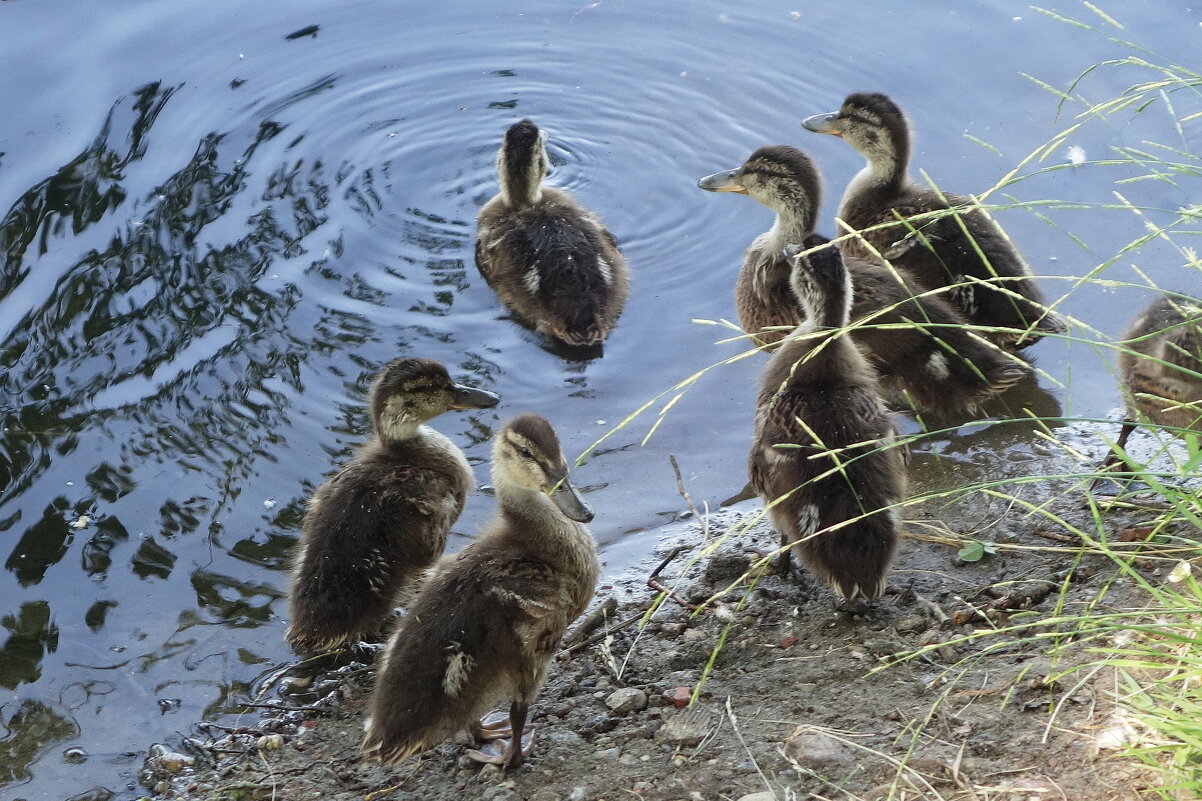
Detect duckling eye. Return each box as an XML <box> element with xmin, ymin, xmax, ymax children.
<box><xmin>517</xmin><ymin>446</ymin><xmax>534</xmax><ymax>460</ymax></box>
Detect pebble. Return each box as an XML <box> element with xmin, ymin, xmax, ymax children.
<box><xmin>482</xmin><ymin>787</ymin><xmax>522</xmax><ymax>801</ymax></box>
<box><xmin>604</xmin><ymin>688</ymin><xmax>648</xmax><ymax>714</ymax></box>
<box><xmin>477</xmin><ymin>764</ymin><xmax>504</xmax><ymax>783</ymax></box>
<box><xmin>894</xmin><ymin>614</ymin><xmax>928</xmax><ymax>634</ymax></box>
<box><xmin>566</xmin><ymin>787</ymin><xmax>588</xmax><ymax>801</ymax></box>
<box><xmin>655</xmin><ymin>709</ymin><xmax>713</xmax><ymax>747</ymax></box>
<box><xmin>736</xmin><ymin>793</ymin><xmax>779</xmax><ymax>801</ymax></box>
<box><xmin>783</xmin><ymin>730</ymin><xmax>854</xmax><ymax>776</ymax></box>
<box><xmin>256</xmin><ymin>734</ymin><xmax>284</xmax><ymax>751</ymax></box>
<box><xmin>594</xmin><ymin>748</ymin><xmax>621</xmax><ymax>761</ymax></box>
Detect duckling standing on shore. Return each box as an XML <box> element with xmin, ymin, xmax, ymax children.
<box><xmin>362</xmin><ymin>413</ymin><xmax>599</xmax><ymax>769</ymax></box>
<box><xmin>285</xmin><ymin>358</ymin><xmax>500</xmax><ymax>652</ymax></box>
<box><xmin>802</xmin><ymin>92</ymin><xmax>1065</xmax><ymax>348</ymax></box>
<box><xmin>476</xmin><ymin>119</ymin><xmax>630</xmax><ymax>347</ymax></box>
<box><xmin>1099</xmin><ymin>294</ymin><xmax>1202</xmax><ymax>477</ymax></box>
<box><xmin>698</xmin><ymin>145</ymin><xmax>1025</xmax><ymax>416</ymax></box>
<box><xmin>750</xmin><ymin>243</ymin><xmax>906</xmax><ymax>602</ymax></box>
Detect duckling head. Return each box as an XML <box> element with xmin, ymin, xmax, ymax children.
<box><xmin>802</xmin><ymin>93</ymin><xmax>910</xmax><ymax>183</ymax></box>
<box><xmin>785</xmin><ymin>243</ymin><xmax>853</xmax><ymax>330</ymax></box>
<box><xmin>497</xmin><ymin>119</ymin><xmax>550</xmax><ymax>209</ymax></box>
<box><xmin>493</xmin><ymin>413</ymin><xmax>593</xmax><ymax>523</ymax></box>
<box><xmin>697</xmin><ymin>145</ymin><xmax>822</xmax><ymax>235</ymax></box>
<box><xmin>371</xmin><ymin>358</ymin><xmax>500</xmax><ymax>443</ymax></box>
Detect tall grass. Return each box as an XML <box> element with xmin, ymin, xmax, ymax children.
<box><xmin>583</xmin><ymin>3</ymin><xmax>1202</xmax><ymax>797</ymax></box>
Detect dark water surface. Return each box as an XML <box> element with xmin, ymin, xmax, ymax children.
<box><xmin>1</xmin><ymin>1</ymin><xmax>1199</xmax><ymax>797</ymax></box>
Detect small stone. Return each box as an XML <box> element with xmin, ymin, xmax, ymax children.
<box><xmin>681</xmin><ymin>627</ymin><xmax>704</xmax><ymax>642</ymax></box>
<box><xmin>664</xmin><ymin>687</ymin><xmax>691</xmax><ymax>708</ymax></box>
<box><xmin>482</xmin><ymin>787</ymin><xmax>522</xmax><ymax>801</ymax></box>
<box><xmin>567</xmin><ymin>787</ymin><xmax>588</xmax><ymax>801</ymax></box>
<box><xmin>477</xmin><ymin>763</ymin><xmax>503</xmax><ymax>782</ymax></box>
<box><xmin>783</xmin><ymin>730</ymin><xmax>854</xmax><ymax>776</ymax></box>
<box><xmin>736</xmin><ymin>793</ymin><xmax>778</xmax><ymax>801</ymax></box>
<box><xmin>595</xmin><ymin>748</ymin><xmax>621</xmax><ymax>761</ymax></box>
<box><xmin>62</xmin><ymin>746</ymin><xmax>88</xmax><ymax>764</ymax></box>
<box><xmin>256</xmin><ymin>734</ymin><xmax>284</xmax><ymax>751</ymax></box>
<box><xmin>528</xmin><ymin>790</ymin><xmax>559</xmax><ymax>801</ymax></box>
<box><xmin>605</xmin><ymin>688</ymin><xmax>648</xmax><ymax>714</ymax></box>
<box><xmin>655</xmin><ymin>708</ymin><xmax>714</xmax><ymax>747</ymax></box>
<box><xmin>894</xmin><ymin>614</ymin><xmax>928</xmax><ymax>635</ymax></box>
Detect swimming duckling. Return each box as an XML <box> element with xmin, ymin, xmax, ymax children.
<box><xmin>362</xmin><ymin>413</ymin><xmax>599</xmax><ymax>769</ymax></box>
<box><xmin>476</xmin><ymin>119</ymin><xmax>630</xmax><ymax>347</ymax></box>
<box><xmin>285</xmin><ymin>358</ymin><xmax>500</xmax><ymax>652</ymax></box>
<box><xmin>749</xmin><ymin>243</ymin><xmax>906</xmax><ymax>602</ymax></box>
<box><xmin>1099</xmin><ymin>294</ymin><xmax>1202</xmax><ymax>477</ymax></box>
<box><xmin>698</xmin><ymin>145</ymin><xmax>1026</xmax><ymax>415</ymax></box>
<box><xmin>802</xmin><ymin>92</ymin><xmax>1065</xmax><ymax>348</ymax></box>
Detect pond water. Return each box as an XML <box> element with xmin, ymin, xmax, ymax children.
<box><xmin>1</xmin><ymin>1</ymin><xmax>1199</xmax><ymax>797</ymax></box>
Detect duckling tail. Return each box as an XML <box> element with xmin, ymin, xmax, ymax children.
<box><xmin>554</xmin><ymin>318</ymin><xmax>607</xmax><ymax>347</ymax></box>
<box><xmin>798</xmin><ymin>509</ymin><xmax>899</xmax><ymax>603</ymax></box>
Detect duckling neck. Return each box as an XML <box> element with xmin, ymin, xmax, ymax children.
<box><xmin>794</xmin><ymin>255</ymin><xmax>852</xmax><ymax>331</ymax></box>
<box><xmin>497</xmin><ymin>487</ymin><xmax>595</xmax><ymax>571</ymax></box>
<box><xmin>499</xmin><ymin>157</ymin><xmax>543</xmax><ymax>209</ymax></box>
<box><xmin>765</xmin><ymin>207</ymin><xmax>814</xmax><ymax>252</ymax></box>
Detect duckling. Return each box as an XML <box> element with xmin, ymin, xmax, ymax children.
<box><xmin>698</xmin><ymin>145</ymin><xmax>1026</xmax><ymax>415</ymax></box>
<box><xmin>802</xmin><ymin>92</ymin><xmax>1065</xmax><ymax>348</ymax></box>
<box><xmin>476</xmin><ymin>119</ymin><xmax>630</xmax><ymax>347</ymax></box>
<box><xmin>1099</xmin><ymin>294</ymin><xmax>1202</xmax><ymax>475</ymax></box>
<box><xmin>749</xmin><ymin>242</ymin><xmax>906</xmax><ymax>602</ymax></box>
<box><xmin>285</xmin><ymin>358</ymin><xmax>500</xmax><ymax>652</ymax></box>
<box><xmin>362</xmin><ymin>413</ymin><xmax>599</xmax><ymax>769</ymax></box>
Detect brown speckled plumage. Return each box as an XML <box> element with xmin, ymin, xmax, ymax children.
<box><xmin>362</xmin><ymin>414</ymin><xmax>599</xmax><ymax>769</ymax></box>
<box><xmin>1116</xmin><ymin>295</ymin><xmax>1202</xmax><ymax>440</ymax></box>
<box><xmin>285</xmin><ymin>359</ymin><xmax>498</xmax><ymax>651</ymax></box>
<box><xmin>749</xmin><ymin>244</ymin><xmax>906</xmax><ymax>602</ymax></box>
<box><xmin>803</xmin><ymin>92</ymin><xmax>1065</xmax><ymax>349</ymax></box>
<box><xmin>699</xmin><ymin>145</ymin><xmax>1026</xmax><ymax>415</ymax></box>
<box><xmin>476</xmin><ymin>119</ymin><xmax>629</xmax><ymax>347</ymax></box>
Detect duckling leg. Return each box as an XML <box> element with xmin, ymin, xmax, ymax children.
<box><xmin>1091</xmin><ymin>419</ymin><xmax>1136</xmax><ymax>490</ymax></box>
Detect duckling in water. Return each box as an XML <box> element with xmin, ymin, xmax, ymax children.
<box><xmin>749</xmin><ymin>243</ymin><xmax>906</xmax><ymax>602</ymax></box>
<box><xmin>1099</xmin><ymin>294</ymin><xmax>1202</xmax><ymax>477</ymax></box>
<box><xmin>362</xmin><ymin>413</ymin><xmax>599</xmax><ymax>769</ymax></box>
<box><xmin>476</xmin><ymin>119</ymin><xmax>630</xmax><ymax>347</ymax></box>
<box><xmin>285</xmin><ymin>358</ymin><xmax>500</xmax><ymax>652</ymax></box>
<box><xmin>698</xmin><ymin>145</ymin><xmax>1025</xmax><ymax>415</ymax></box>
<box><xmin>802</xmin><ymin>92</ymin><xmax>1065</xmax><ymax>348</ymax></box>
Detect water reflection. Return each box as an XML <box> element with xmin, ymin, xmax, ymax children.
<box><xmin>0</xmin><ymin>602</ymin><xmax>60</xmax><ymax>689</ymax></box>
<box><xmin>0</xmin><ymin>699</ymin><xmax>77</xmax><ymax>785</ymax></box>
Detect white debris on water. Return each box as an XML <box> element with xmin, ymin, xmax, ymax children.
<box><xmin>1066</xmin><ymin>145</ymin><xmax>1087</xmax><ymax>165</ymax></box>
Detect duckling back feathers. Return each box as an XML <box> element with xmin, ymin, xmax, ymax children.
<box><xmin>477</xmin><ymin>119</ymin><xmax>630</xmax><ymax>347</ymax></box>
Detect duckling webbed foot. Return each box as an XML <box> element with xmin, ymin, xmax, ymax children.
<box><xmin>465</xmin><ymin>728</ymin><xmax>535</xmax><ymax>767</ymax></box>
<box><xmin>466</xmin><ymin>700</ymin><xmax>533</xmax><ymax>769</ymax></box>
<box><xmin>744</xmin><ymin>545</ymin><xmax>794</xmax><ymax>577</ymax></box>
<box><xmin>470</xmin><ymin>710</ymin><xmax>514</xmax><ymax>742</ymax></box>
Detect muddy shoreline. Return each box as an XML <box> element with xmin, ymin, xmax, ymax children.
<box><xmin>135</xmin><ymin>430</ymin><xmax>1181</xmax><ymax>801</ymax></box>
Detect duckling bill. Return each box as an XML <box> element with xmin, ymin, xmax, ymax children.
<box><xmin>749</xmin><ymin>243</ymin><xmax>906</xmax><ymax>602</ymax></box>
<box><xmin>363</xmin><ymin>413</ymin><xmax>599</xmax><ymax>769</ymax></box>
<box><xmin>802</xmin><ymin>92</ymin><xmax>1065</xmax><ymax>349</ymax></box>
<box><xmin>476</xmin><ymin>119</ymin><xmax>630</xmax><ymax>348</ymax></box>
<box><xmin>285</xmin><ymin>358</ymin><xmax>499</xmax><ymax>652</ymax></box>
